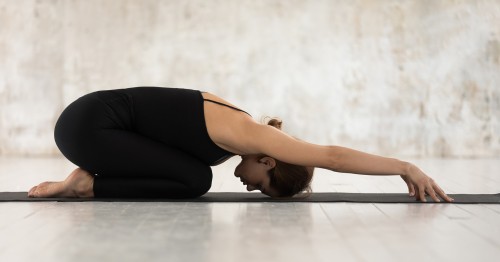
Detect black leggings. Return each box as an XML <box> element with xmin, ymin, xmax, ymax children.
<box><xmin>54</xmin><ymin>89</ymin><xmax>212</xmax><ymax>198</ymax></box>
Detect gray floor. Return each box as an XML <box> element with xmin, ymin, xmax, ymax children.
<box><xmin>0</xmin><ymin>156</ymin><xmax>499</xmax><ymax>262</ymax></box>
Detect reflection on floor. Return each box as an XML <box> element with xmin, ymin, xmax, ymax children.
<box><xmin>0</xmin><ymin>156</ymin><xmax>499</xmax><ymax>262</ymax></box>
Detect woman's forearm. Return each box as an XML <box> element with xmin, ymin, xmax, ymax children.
<box><xmin>328</xmin><ymin>146</ymin><xmax>410</xmax><ymax>176</ymax></box>
<box><xmin>326</xmin><ymin>146</ymin><xmax>454</xmax><ymax>203</ymax></box>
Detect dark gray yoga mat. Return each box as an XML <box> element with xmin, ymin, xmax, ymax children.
<box><xmin>1</xmin><ymin>192</ymin><xmax>499</xmax><ymax>203</ymax></box>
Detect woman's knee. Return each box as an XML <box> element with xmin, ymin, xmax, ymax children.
<box><xmin>184</xmin><ymin>166</ymin><xmax>213</xmax><ymax>197</ymax></box>
<box><xmin>54</xmin><ymin>95</ymin><xmax>107</xmax><ymax>166</ymax></box>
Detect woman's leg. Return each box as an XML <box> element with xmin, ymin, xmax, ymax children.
<box><xmin>34</xmin><ymin>128</ymin><xmax>213</xmax><ymax>198</ymax></box>
<box><xmin>31</xmin><ymin>91</ymin><xmax>212</xmax><ymax>198</ymax></box>
<box><xmin>85</xmin><ymin>128</ymin><xmax>213</xmax><ymax>198</ymax></box>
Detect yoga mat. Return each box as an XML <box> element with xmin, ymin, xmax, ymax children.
<box><xmin>1</xmin><ymin>192</ymin><xmax>499</xmax><ymax>203</ymax></box>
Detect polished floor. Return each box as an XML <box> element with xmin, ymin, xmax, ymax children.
<box><xmin>0</xmin><ymin>156</ymin><xmax>499</xmax><ymax>262</ymax></box>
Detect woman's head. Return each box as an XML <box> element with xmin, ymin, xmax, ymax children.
<box><xmin>234</xmin><ymin>117</ymin><xmax>314</xmax><ymax>198</ymax></box>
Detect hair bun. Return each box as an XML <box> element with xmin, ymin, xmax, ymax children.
<box><xmin>267</xmin><ymin>118</ymin><xmax>283</xmax><ymax>130</ymax></box>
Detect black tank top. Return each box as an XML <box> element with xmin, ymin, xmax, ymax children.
<box><xmin>109</xmin><ymin>87</ymin><xmax>250</xmax><ymax>166</ymax></box>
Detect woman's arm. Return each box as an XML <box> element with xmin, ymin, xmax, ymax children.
<box><xmin>239</xmin><ymin>122</ymin><xmax>404</xmax><ymax>174</ymax></box>
<box><xmin>327</xmin><ymin>146</ymin><xmax>409</xmax><ymax>175</ymax></box>
<box><xmin>238</xmin><ymin>122</ymin><xmax>453</xmax><ymax>202</ymax></box>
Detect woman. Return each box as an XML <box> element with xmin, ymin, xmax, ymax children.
<box><xmin>28</xmin><ymin>87</ymin><xmax>453</xmax><ymax>202</ymax></box>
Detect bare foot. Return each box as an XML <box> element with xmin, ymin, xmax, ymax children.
<box><xmin>28</xmin><ymin>168</ymin><xmax>95</xmax><ymax>198</ymax></box>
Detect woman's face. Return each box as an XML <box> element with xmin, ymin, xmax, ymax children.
<box><xmin>234</xmin><ymin>155</ymin><xmax>279</xmax><ymax>197</ymax></box>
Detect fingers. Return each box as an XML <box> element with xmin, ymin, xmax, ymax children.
<box><xmin>433</xmin><ymin>183</ymin><xmax>454</xmax><ymax>203</ymax></box>
<box><xmin>401</xmin><ymin>175</ymin><xmax>416</xmax><ymax>196</ymax></box>
<box><xmin>418</xmin><ymin>185</ymin><xmax>426</xmax><ymax>202</ymax></box>
<box><xmin>413</xmin><ymin>180</ymin><xmax>454</xmax><ymax>203</ymax></box>
<box><xmin>408</xmin><ymin>183</ymin><xmax>415</xmax><ymax>197</ymax></box>
<box><xmin>415</xmin><ymin>181</ymin><xmax>437</xmax><ymax>202</ymax></box>
<box><xmin>426</xmin><ymin>186</ymin><xmax>440</xmax><ymax>202</ymax></box>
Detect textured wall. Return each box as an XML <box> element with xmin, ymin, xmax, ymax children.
<box><xmin>0</xmin><ymin>0</ymin><xmax>499</xmax><ymax>157</ymax></box>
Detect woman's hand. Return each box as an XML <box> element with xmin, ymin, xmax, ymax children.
<box><xmin>400</xmin><ymin>163</ymin><xmax>454</xmax><ymax>203</ymax></box>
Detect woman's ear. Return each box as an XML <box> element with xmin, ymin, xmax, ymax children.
<box><xmin>259</xmin><ymin>157</ymin><xmax>276</xmax><ymax>169</ymax></box>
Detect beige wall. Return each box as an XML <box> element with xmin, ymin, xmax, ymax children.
<box><xmin>0</xmin><ymin>0</ymin><xmax>499</xmax><ymax>157</ymax></box>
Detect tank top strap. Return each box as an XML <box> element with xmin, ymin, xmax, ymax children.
<box><xmin>202</xmin><ymin>98</ymin><xmax>252</xmax><ymax>117</ymax></box>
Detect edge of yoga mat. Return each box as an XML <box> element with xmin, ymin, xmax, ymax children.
<box><xmin>1</xmin><ymin>192</ymin><xmax>499</xmax><ymax>204</ymax></box>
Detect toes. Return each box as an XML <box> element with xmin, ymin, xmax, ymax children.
<box><xmin>28</xmin><ymin>186</ymin><xmax>38</xmax><ymax>197</ymax></box>
<box><xmin>29</xmin><ymin>182</ymin><xmax>55</xmax><ymax>198</ymax></box>
<box><xmin>28</xmin><ymin>171</ymin><xmax>93</xmax><ymax>198</ymax></box>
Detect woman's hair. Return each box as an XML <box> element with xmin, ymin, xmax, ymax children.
<box><xmin>261</xmin><ymin>117</ymin><xmax>315</xmax><ymax>198</ymax></box>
